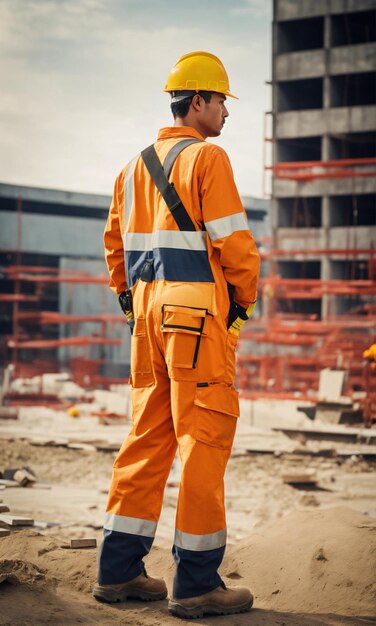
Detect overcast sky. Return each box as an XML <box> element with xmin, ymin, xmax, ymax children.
<box><xmin>0</xmin><ymin>0</ymin><xmax>272</xmax><ymax>199</ymax></box>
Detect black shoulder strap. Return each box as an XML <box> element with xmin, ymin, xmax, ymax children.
<box><xmin>141</xmin><ymin>138</ymin><xmax>202</xmax><ymax>232</ymax></box>
<box><xmin>163</xmin><ymin>138</ymin><xmax>202</xmax><ymax>179</ymax></box>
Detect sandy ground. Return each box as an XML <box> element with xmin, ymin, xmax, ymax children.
<box><xmin>0</xmin><ymin>400</ymin><xmax>376</xmax><ymax>625</ymax></box>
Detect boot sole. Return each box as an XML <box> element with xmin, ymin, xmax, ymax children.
<box><xmin>168</xmin><ymin>597</ymin><xmax>253</xmax><ymax>619</ymax></box>
<box><xmin>92</xmin><ymin>584</ymin><xmax>167</xmax><ymax>604</ymax></box>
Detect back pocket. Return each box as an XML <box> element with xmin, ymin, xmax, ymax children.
<box><xmin>161</xmin><ymin>304</ymin><xmax>211</xmax><ymax>380</ymax></box>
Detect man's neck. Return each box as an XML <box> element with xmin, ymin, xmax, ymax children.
<box><xmin>174</xmin><ymin>117</ymin><xmax>207</xmax><ymax>139</ymax></box>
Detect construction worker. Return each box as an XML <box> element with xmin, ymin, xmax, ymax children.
<box><xmin>364</xmin><ymin>344</ymin><xmax>376</xmax><ymax>370</ymax></box>
<box><xmin>93</xmin><ymin>51</ymin><xmax>260</xmax><ymax>619</ymax></box>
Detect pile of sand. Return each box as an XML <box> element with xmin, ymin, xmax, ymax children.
<box><xmin>222</xmin><ymin>506</ymin><xmax>376</xmax><ymax>615</ymax></box>
<box><xmin>0</xmin><ymin>506</ymin><xmax>374</xmax><ymax>625</ymax></box>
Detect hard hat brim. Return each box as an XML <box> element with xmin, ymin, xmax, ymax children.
<box><xmin>168</xmin><ymin>89</ymin><xmax>239</xmax><ymax>102</ymax></box>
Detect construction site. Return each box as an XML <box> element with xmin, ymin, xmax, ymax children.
<box><xmin>0</xmin><ymin>1</ymin><xmax>375</xmax><ymax>625</ymax></box>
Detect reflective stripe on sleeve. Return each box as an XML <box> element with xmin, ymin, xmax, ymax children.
<box><xmin>124</xmin><ymin>230</ymin><xmax>207</xmax><ymax>252</ymax></box>
<box><xmin>104</xmin><ymin>512</ymin><xmax>157</xmax><ymax>538</ymax></box>
<box><xmin>205</xmin><ymin>212</ymin><xmax>249</xmax><ymax>241</ymax></box>
<box><xmin>124</xmin><ymin>155</ymin><xmax>139</xmax><ymax>230</ymax></box>
<box><xmin>174</xmin><ymin>528</ymin><xmax>227</xmax><ymax>552</ymax></box>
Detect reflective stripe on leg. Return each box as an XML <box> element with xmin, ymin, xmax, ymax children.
<box><xmin>104</xmin><ymin>512</ymin><xmax>158</xmax><ymax>537</ymax></box>
<box><xmin>174</xmin><ymin>528</ymin><xmax>226</xmax><ymax>551</ymax></box>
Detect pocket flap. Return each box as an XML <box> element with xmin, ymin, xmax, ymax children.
<box><xmin>162</xmin><ymin>305</ymin><xmax>209</xmax><ymax>335</ymax></box>
<box><xmin>194</xmin><ymin>383</ymin><xmax>240</xmax><ymax>419</ymax></box>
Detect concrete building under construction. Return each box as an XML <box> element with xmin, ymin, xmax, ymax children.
<box><xmin>238</xmin><ymin>0</ymin><xmax>376</xmax><ymax>409</ymax></box>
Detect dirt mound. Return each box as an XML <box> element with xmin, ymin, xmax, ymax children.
<box><xmin>222</xmin><ymin>506</ymin><xmax>376</xmax><ymax>616</ymax></box>
<box><xmin>0</xmin><ymin>530</ymin><xmax>96</xmax><ymax>594</ymax></box>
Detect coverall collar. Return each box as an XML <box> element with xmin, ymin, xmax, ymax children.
<box><xmin>157</xmin><ymin>126</ymin><xmax>205</xmax><ymax>141</ymax></box>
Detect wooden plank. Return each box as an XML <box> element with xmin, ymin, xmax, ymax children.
<box><xmin>0</xmin><ymin>528</ymin><xmax>10</xmax><ymax>537</ymax></box>
<box><xmin>0</xmin><ymin>479</ymin><xmax>21</xmax><ymax>488</ymax></box>
<box><xmin>0</xmin><ymin>514</ymin><xmax>34</xmax><ymax>526</ymax></box>
<box><xmin>67</xmin><ymin>443</ymin><xmax>97</xmax><ymax>451</ymax></box>
<box><xmin>69</xmin><ymin>538</ymin><xmax>97</xmax><ymax>549</ymax></box>
<box><xmin>95</xmin><ymin>443</ymin><xmax>120</xmax><ymax>452</ymax></box>
<box><xmin>282</xmin><ymin>470</ymin><xmax>317</xmax><ymax>485</ymax></box>
<box><xmin>30</xmin><ymin>439</ymin><xmax>54</xmax><ymax>447</ymax></box>
<box><xmin>0</xmin><ymin>506</ymin><xmax>10</xmax><ymax>513</ymax></box>
<box><xmin>273</xmin><ymin>427</ymin><xmax>376</xmax><ymax>444</ymax></box>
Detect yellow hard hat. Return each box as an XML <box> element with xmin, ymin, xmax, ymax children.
<box><xmin>164</xmin><ymin>51</ymin><xmax>238</xmax><ymax>100</ymax></box>
<box><xmin>364</xmin><ymin>344</ymin><xmax>376</xmax><ymax>361</ymax></box>
<box><xmin>68</xmin><ymin>406</ymin><xmax>79</xmax><ymax>417</ymax></box>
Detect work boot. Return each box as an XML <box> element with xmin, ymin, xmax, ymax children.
<box><xmin>168</xmin><ymin>584</ymin><xmax>253</xmax><ymax>619</ymax></box>
<box><xmin>92</xmin><ymin>570</ymin><xmax>167</xmax><ymax>603</ymax></box>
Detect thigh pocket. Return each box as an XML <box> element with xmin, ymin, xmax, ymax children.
<box><xmin>194</xmin><ymin>383</ymin><xmax>239</xmax><ymax>449</ymax></box>
<box><xmin>130</xmin><ymin>318</ymin><xmax>155</xmax><ymax>388</ymax></box>
<box><xmin>161</xmin><ymin>304</ymin><xmax>211</xmax><ymax>381</ymax></box>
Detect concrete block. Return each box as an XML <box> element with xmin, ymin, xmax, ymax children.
<box><xmin>318</xmin><ymin>369</ymin><xmax>346</xmax><ymax>402</ymax></box>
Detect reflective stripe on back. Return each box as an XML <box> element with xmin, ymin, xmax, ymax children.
<box><xmin>124</xmin><ymin>230</ymin><xmax>207</xmax><ymax>252</ymax></box>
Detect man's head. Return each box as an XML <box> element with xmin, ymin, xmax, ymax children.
<box><xmin>164</xmin><ymin>51</ymin><xmax>237</xmax><ymax>139</ymax></box>
<box><xmin>170</xmin><ymin>90</ymin><xmax>229</xmax><ymax>138</ymax></box>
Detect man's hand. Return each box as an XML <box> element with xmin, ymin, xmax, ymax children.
<box><xmin>228</xmin><ymin>301</ymin><xmax>256</xmax><ymax>336</ymax></box>
<box><xmin>118</xmin><ymin>290</ymin><xmax>134</xmax><ymax>323</ymax></box>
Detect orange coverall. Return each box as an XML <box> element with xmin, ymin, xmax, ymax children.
<box><xmin>99</xmin><ymin>125</ymin><xmax>260</xmax><ymax>598</ymax></box>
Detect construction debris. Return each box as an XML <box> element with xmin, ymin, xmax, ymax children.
<box><xmin>2</xmin><ymin>467</ymin><xmax>37</xmax><ymax>487</ymax></box>
<box><xmin>281</xmin><ymin>469</ymin><xmax>318</xmax><ymax>486</ymax></box>
<box><xmin>0</xmin><ymin>514</ymin><xmax>34</xmax><ymax>527</ymax></box>
<box><xmin>69</xmin><ymin>538</ymin><xmax>97</xmax><ymax>549</ymax></box>
<box><xmin>273</xmin><ymin>426</ymin><xmax>376</xmax><ymax>444</ymax></box>
<box><xmin>0</xmin><ymin>479</ymin><xmax>21</xmax><ymax>488</ymax></box>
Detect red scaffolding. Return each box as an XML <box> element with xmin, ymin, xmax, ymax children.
<box><xmin>1</xmin><ymin>264</ymin><xmax>125</xmax><ymax>387</ymax></box>
<box><xmin>240</xmin><ymin>147</ymin><xmax>376</xmax><ymax>420</ymax></box>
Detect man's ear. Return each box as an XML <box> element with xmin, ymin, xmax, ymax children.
<box><xmin>191</xmin><ymin>95</ymin><xmax>202</xmax><ymax>112</ymax></box>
